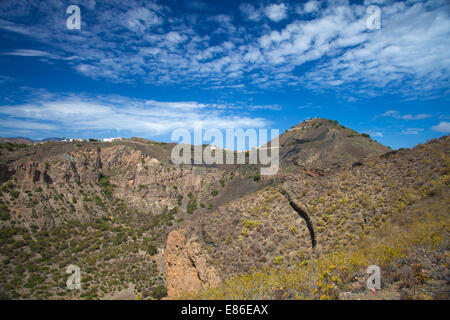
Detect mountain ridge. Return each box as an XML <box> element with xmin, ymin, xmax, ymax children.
<box><xmin>0</xmin><ymin>119</ymin><xmax>448</xmax><ymax>300</ymax></box>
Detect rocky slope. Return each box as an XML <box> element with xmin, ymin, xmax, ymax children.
<box><xmin>182</xmin><ymin>135</ymin><xmax>449</xmax><ymax>300</ymax></box>
<box><xmin>0</xmin><ymin>138</ymin><xmax>267</xmax><ymax>299</ymax></box>
<box><xmin>277</xmin><ymin>118</ymin><xmax>390</xmax><ymax>170</ymax></box>
<box><xmin>0</xmin><ymin>120</ymin><xmax>448</xmax><ymax>300</ymax></box>
<box><xmin>183</xmin><ymin>135</ymin><xmax>448</xmax><ymax>279</ymax></box>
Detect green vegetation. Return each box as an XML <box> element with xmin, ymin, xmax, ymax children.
<box><xmin>242</xmin><ymin>219</ymin><xmax>261</xmax><ymax>229</ymax></box>
<box><xmin>97</xmin><ymin>173</ymin><xmax>114</xmax><ymax>198</ymax></box>
<box><xmin>0</xmin><ymin>142</ymin><xmax>29</xmax><ymax>152</ymax></box>
<box><xmin>0</xmin><ymin>189</ymin><xmax>169</xmax><ymax>300</ymax></box>
<box><xmin>9</xmin><ymin>190</ymin><xmax>20</xmax><ymax>199</ymax></box>
<box><xmin>145</xmin><ymin>243</ymin><xmax>157</xmax><ymax>256</ymax></box>
<box><xmin>151</xmin><ymin>285</ymin><xmax>167</xmax><ymax>299</ymax></box>
<box><xmin>273</xmin><ymin>256</ymin><xmax>284</xmax><ymax>265</ymax></box>
<box><xmin>186</xmin><ymin>194</ymin><xmax>198</xmax><ymax>214</ymax></box>
<box><xmin>0</xmin><ymin>204</ymin><xmax>10</xmax><ymax>221</ymax></box>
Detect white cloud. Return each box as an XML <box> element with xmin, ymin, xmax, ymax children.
<box><xmin>364</xmin><ymin>129</ymin><xmax>384</xmax><ymax>138</ymax></box>
<box><xmin>402</xmin><ymin>128</ymin><xmax>423</xmax><ymax>135</ymax></box>
<box><xmin>239</xmin><ymin>3</ymin><xmax>262</xmax><ymax>21</ymax></box>
<box><xmin>0</xmin><ymin>0</ymin><xmax>448</xmax><ymax>97</ymax></box>
<box><xmin>1</xmin><ymin>49</ymin><xmax>50</xmax><ymax>57</ymax></box>
<box><xmin>0</xmin><ymin>92</ymin><xmax>272</xmax><ymax>136</ymax></box>
<box><xmin>300</xmin><ymin>0</ymin><xmax>450</xmax><ymax>97</ymax></box>
<box><xmin>0</xmin><ymin>75</ymin><xmax>14</xmax><ymax>84</ymax></box>
<box><xmin>382</xmin><ymin>110</ymin><xmax>398</xmax><ymax>117</ymax></box>
<box><xmin>0</xmin><ymin>119</ymin><xmax>58</xmax><ymax>130</ymax></box>
<box><xmin>372</xmin><ymin>132</ymin><xmax>383</xmax><ymax>138</ymax></box>
<box><xmin>297</xmin><ymin>104</ymin><xmax>321</xmax><ymax>110</ymax></box>
<box><xmin>120</xmin><ymin>7</ymin><xmax>162</xmax><ymax>34</ymax></box>
<box><xmin>431</xmin><ymin>121</ymin><xmax>450</xmax><ymax>133</ymax></box>
<box><xmin>303</xmin><ymin>1</ymin><xmax>320</xmax><ymax>14</ymax></box>
<box><xmin>401</xmin><ymin>114</ymin><xmax>430</xmax><ymax>120</ymax></box>
<box><xmin>186</xmin><ymin>1</ymin><xmax>209</xmax><ymax>11</ymax></box>
<box><xmin>265</xmin><ymin>4</ymin><xmax>288</xmax><ymax>22</ymax></box>
<box><xmin>382</xmin><ymin>110</ymin><xmax>430</xmax><ymax>120</ymax></box>
<box><xmin>248</xmin><ymin>105</ymin><xmax>282</xmax><ymax>111</ymax></box>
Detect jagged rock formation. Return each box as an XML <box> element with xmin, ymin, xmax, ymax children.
<box><xmin>164</xmin><ymin>230</ymin><xmax>220</xmax><ymax>298</ymax></box>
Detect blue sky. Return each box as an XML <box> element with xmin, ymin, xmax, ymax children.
<box><xmin>0</xmin><ymin>0</ymin><xmax>449</xmax><ymax>150</ymax></box>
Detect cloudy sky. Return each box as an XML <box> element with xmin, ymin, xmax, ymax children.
<box><xmin>0</xmin><ymin>0</ymin><xmax>449</xmax><ymax>149</ymax></box>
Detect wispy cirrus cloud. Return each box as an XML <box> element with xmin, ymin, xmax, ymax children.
<box><xmin>0</xmin><ymin>91</ymin><xmax>272</xmax><ymax>137</ymax></box>
<box><xmin>297</xmin><ymin>103</ymin><xmax>321</xmax><ymax>110</ymax></box>
<box><xmin>2</xmin><ymin>49</ymin><xmax>50</xmax><ymax>57</ymax></box>
<box><xmin>0</xmin><ymin>0</ymin><xmax>448</xmax><ymax>99</ymax></box>
<box><xmin>0</xmin><ymin>48</ymin><xmax>76</xmax><ymax>61</ymax></box>
<box><xmin>402</xmin><ymin>128</ymin><xmax>424</xmax><ymax>135</ymax></box>
<box><xmin>0</xmin><ymin>119</ymin><xmax>58</xmax><ymax>130</ymax></box>
<box><xmin>382</xmin><ymin>110</ymin><xmax>431</xmax><ymax>120</ymax></box>
<box><xmin>248</xmin><ymin>104</ymin><xmax>282</xmax><ymax>111</ymax></box>
<box><xmin>0</xmin><ymin>75</ymin><xmax>14</xmax><ymax>84</ymax></box>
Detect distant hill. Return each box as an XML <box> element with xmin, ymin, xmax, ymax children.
<box><xmin>273</xmin><ymin>118</ymin><xmax>390</xmax><ymax>169</ymax></box>
<box><xmin>0</xmin><ymin>137</ymin><xmax>35</xmax><ymax>145</ymax></box>
<box><xmin>0</xmin><ymin>136</ymin><xmax>62</xmax><ymax>144</ymax></box>
<box><xmin>40</xmin><ymin>137</ymin><xmax>63</xmax><ymax>142</ymax></box>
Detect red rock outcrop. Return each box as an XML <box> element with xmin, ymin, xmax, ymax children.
<box><xmin>164</xmin><ymin>230</ymin><xmax>220</xmax><ymax>298</ymax></box>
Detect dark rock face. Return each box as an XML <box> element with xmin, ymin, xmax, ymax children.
<box><xmin>25</xmin><ymin>162</ymin><xmax>41</xmax><ymax>182</ymax></box>
<box><xmin>42</xmin><ymin>170</ymin><xmax>53</xmax><ymax>184</ymax></box>
<box><xmin>0</xmin><ymin>162</ymin><xmax>14</xmax><ymax>183</ymax></box>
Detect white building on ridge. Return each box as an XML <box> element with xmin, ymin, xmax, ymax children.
<box><xmin>103</xmin><ymin>137</ymin><xmax>122</xmax><ymax>142</ymax></box>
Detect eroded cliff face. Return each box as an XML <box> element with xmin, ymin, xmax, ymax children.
<box><xmin>5</xmin><ymin>143</ymin><xmax>230</xmax><ymax>230</ymax></box>
<box><xmin>164</xmin><ymin>230</ymin><xmax>220</xmax><ymax>298</ymax></box>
